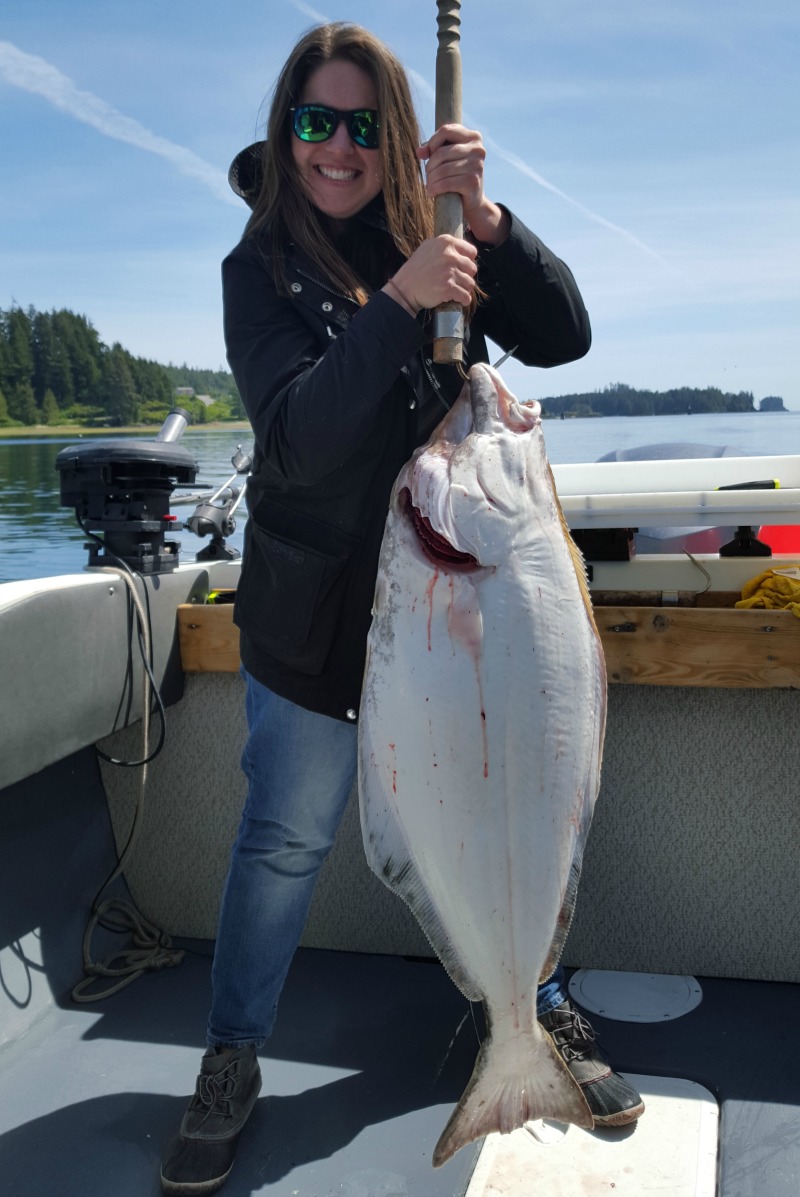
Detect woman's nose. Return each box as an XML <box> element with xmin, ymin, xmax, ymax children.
<box><xmin>328</xmin><ymin>119</ymin><xmax>355</xmax><ymax>151</ymax></box>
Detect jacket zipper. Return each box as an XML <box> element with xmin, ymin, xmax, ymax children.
<box><xmin>294</xmin><ymin>267</ymin><xmax>357</xmax><ymax>307</ymax></box>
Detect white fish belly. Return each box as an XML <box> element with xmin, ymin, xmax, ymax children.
<box><xmin>359</xmin><ymin>492</ymin><xmax>604</xmax><ymax>1021</ymax></box>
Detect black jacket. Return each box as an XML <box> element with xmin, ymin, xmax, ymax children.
<box><xmin>222</xmin><ymin>204</ymin><xmax>590</xmax><ymax>721</ymax></box>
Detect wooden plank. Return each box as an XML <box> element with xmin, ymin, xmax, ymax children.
<box><xmin>177</xmin><ymin>601</ymin><xmax>240</xmax><ymax>673</ymax></box>
<box><xmin>177</xmin><ymin>600</ymin><xmax>800</xmax><ymax>688</ymax></box>
<box><xmin>597</xmin><ymin>605</ymin><xmax>800</xmax><ymax>688</ymax></box>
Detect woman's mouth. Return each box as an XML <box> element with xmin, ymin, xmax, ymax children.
<box><xmin>315</xmin><ymin>165</ymin><xmax>359</xmax><ymax>181</ymax></box>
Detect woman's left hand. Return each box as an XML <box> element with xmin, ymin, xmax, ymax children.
<box><xmin>417</xmin><ymin>123</ymin><xmax>510</xmax><ymax>246</ymax></box>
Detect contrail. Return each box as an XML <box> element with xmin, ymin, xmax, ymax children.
<box><xmin>290</xmin><ymin>0</ymin><xmax>330</xmax><ymax>22</ymax></box>
<box><xmin>0</xmin><ymin>40</ymin><xmax>239</xmax><ymax>207</ymax></box>
<box><xmin>407</xmin><ymin>66</ymin><xmax>679</xmax><ymax>274</ymax></box>
<box><xmin>483</xmin><ymin>136</ymin><xmax>681</xmax><ymax>273</ymax></box>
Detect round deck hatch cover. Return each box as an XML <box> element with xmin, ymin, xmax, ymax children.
<box><xmin>568</xmin><ymin>969</ymin><xmax>702</xmax><ymax>1022</ymax></box>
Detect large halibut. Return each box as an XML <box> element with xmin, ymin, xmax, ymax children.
<box><xmin>358</xmin><ymin>363</ymin><xmax>607</xmax><ymax>1165</ymax></box>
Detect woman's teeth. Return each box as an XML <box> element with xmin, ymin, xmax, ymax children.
<box><xmin>317</xmin><ymin>166</ymin><xmax>358</xmax><ymax>180</ymax></box>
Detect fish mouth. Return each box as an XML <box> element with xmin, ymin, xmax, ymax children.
<box><xmin>400</xmin><ymin>488</ymin><xmax>479</xmax><ymax>570</ymax></box>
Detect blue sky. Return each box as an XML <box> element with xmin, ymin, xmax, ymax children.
<box><xmin>1</xmin><ymin>0</ymin><xmax>798</xmax><ymax>407</ymax></box>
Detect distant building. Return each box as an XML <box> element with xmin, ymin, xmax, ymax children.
<box><xmin>196</xmin><ymin>395</ymin><xmax>214</xmax><ymax>407</ymax></box>
<box><xmin>175</xmin><ymin>387</ymin><xmax>195</xmax><ymax>397</ymax></box>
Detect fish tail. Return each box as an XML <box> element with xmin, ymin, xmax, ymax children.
<box><xmin>432</xmin><ymin>1019</ymin><xmax>593</xmax><ymax>1168</ymax></box>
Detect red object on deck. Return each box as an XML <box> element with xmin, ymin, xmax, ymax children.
<box><xmin>758</xmin><ymin>525</ymin><xmax>800</xmax><ymax>553</ymax></box>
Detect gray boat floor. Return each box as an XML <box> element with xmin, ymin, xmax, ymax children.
<box><xmin>1</xmin><ymin>751</ymin><xmax>799</xmax><ymax>1196</ymax></box>
<box><xmin>2</xmin><ymin>945</ymin><xmax>800</xmax><ymax>1197</ymax></box>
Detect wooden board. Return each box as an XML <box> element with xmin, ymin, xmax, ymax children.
<box><xmin>177</xmin><ymin>599</ymin><xmax>240</xmax><ymax>673</ymax></box>
<box><xmin>597</xmin><ymin>605</ymin><xmax>800</xmax><ymax>688</ymax></box>
<box><xmin>176</xmin><ymin>598</ymin><xmax>800</xmax><ymax>689</ymax></box>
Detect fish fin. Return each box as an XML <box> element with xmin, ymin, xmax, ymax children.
<box><xmin>432</xmin><ymin>1020</ymin><xmax>593</xmax><ymax>1167</ymax></box>
<box><xmin>401</xmin><ymin>885</ymin><xmax>483</xmax><ymax>1002</ymax></box>
<box><xmin>539</xmin><ymin>854</ymin><xmax>583</xmax><ymax>986</ymax></box>
<box><xmin>546</xmin><ymin>460</ymin><xmax>596</xmax><ymax>622</ymax></box>
<box><xmin>358</xmin><ymin>741</ymin><xmax>482</xmax><ymax>1002</ymax></box>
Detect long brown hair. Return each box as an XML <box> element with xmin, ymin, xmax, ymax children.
<box><xmin>247</xmin><ymin>23</ymin><xmax>433</xmax><ymax>305</ymax></box>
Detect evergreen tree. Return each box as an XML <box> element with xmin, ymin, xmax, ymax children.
<box><xmin>3</xmin><ymin>307</ymin><xmax>34</xmax><ymax>392</ymax></box>
<box><xmin>40</xmin><ymin>388</ymin><xmax>61</xmax><ymax>425</ymax></box>
<box><xmin>129</xmin><ymin>356</ymin><xmax>173</xmax><ymax>414</ymax></box>
<box><xmin>10</xmin><ymin>380</ymin><xmax>40</xmax><ymax>425</ymax></box>
<box><xmin>0</xmin><ymin>388</ymin><xmax>9</xmax><ymax>425</ymax></box>
<box><xmin>50</xmin><ymin>334</ymin><xmax>75</xmax><ymax>407</ymax></box>
<box><xmin>0</xmin><ymin>325</ymin><xmax>9</xmax><ymax>396</ymax></box>
<box><xmin>52</xmin><ymin>310</ymin><xmax>101</xmax><ymax>406</ymax></box>
<box><xmin>31</xmin><ymin>311</ymin><xmax>58</xmax><ymax>402</ymax></box>
<box><xmin>102</xmin><ymin>344</ymin><xmax>138</xmax><ymax>425</ymax></box>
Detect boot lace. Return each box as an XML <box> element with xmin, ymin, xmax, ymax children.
<box><xmin>550</xmin><ymin>1005</ymin><xmax>597</xmax><ymax>1064</ymax></box>
<box><xmin>189</xmin><ymin>1060</ymin><xmax>241</xmax><ymax>1122</ymax></box>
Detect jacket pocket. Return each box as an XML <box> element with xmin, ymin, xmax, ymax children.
<box><xmin>234</xmin><ymin>512</ymin><xmax>359</xmax><ymax>675</ymax></box>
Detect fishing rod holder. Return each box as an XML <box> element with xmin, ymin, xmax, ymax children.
<box><xmin>55</xmin><ymin>408</ymin><xmax>198</xmax><ymax>574</ymax></box>
<box><xmin>183</xmin><ymin>444</ymin><xmax>253</xmax><ymax>562</ymax></box>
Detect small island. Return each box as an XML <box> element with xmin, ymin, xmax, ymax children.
<box><xmin>539</xmin><ymin>382</ymin><xmax>787</xmax><ymax>419</ymax></box>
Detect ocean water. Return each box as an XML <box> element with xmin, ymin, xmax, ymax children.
<box><xmin>1</xmin><ymin>411</ymin><xmax>798</xmax><ymax>585</ymax></box>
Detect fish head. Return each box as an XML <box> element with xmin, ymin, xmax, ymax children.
<box><xmin>396</xmin><ymin>362</ymin><xmax>554</xmax><ymax>569</ymax></box>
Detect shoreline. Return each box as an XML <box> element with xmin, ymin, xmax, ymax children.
<box><xmin>0</xmin><ymin>411</ymin><xmax>793</xmax><ymax>440</ymax></box>
<box><xmin>0</xmin><ymin>421</ymin><xmax>253</xmax><ymax>439</ymax></box>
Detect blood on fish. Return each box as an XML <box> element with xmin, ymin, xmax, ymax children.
<box><xmin>425</xmin><ymin>570</ymin><xmax>439</xmax><ymax>652</ymax></box>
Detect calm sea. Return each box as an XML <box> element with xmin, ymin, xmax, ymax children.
<box><xmin>1</xmin><ymin>412</ymin><xmax>799</xmax><ymax>584</ymax></box>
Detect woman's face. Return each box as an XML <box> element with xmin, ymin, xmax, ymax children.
<box><xmin>291</xmin><ymin>58</ymin><xmax>382</xmax><ymax>221</ymax></box>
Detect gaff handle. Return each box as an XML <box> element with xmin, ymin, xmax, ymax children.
<box><xmin>432</xmin><ymin>0</ymin><xmax>464</xmax><ymax>365</ymax></box>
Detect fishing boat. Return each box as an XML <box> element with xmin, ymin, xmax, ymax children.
<box><xmin>2</xmin><ymin>416</ymin><xmax>800</xmax><ymax>1197</ymax></box>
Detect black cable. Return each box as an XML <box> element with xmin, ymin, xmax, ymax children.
<box><xmin>77</xmin><ymin>518</ymin><xmax>167</xmax><ymax>767</ymax></box>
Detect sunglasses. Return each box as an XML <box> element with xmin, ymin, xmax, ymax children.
<box><xmin>290</xmin><ymin>105</ymin><xmax>380</xmax><ymax>150</ymax></box>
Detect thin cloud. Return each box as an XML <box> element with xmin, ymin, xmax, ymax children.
<box><xmin>483</xmin><ymin>137</ymin><xmax>682</xmax><ymax>275</ymax></box>
<box><xmin>0</xmin><ymin>40</ymin><xmax>239</xmax><ymax>207</ymax></box>
<box><xmin>407</xmin><ymin>66</ymin><xmax>680</xmax><ymax>275</ymax></box>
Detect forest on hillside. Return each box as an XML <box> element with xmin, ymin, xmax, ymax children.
<box><xmin>0</xmin><ymin>305</ymin><xmax>243</xmax><ymax>427</ymax></box>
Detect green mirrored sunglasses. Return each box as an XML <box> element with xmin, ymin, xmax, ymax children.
<box><xmin>290</xmin><ymin>105</ymin><xmax>380</xmax><ymax>150</ymax></box>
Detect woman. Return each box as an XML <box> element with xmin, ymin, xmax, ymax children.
<box><xmin>161</xmin><ymin>22</ymin><xmax>641</xmax><ymax>1196</ymax></box>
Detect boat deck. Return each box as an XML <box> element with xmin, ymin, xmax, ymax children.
<box><xmin>2</xmin><ymin>750</ymin><xmax>799</xmax><ymax>1197</ymax></box>
<box><xmin>2</xmin><ymin>942</ymin><xmax>800</xmax><ymax>1196</ymax></box>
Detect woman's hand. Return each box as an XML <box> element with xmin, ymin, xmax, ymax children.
<box><xmin>383</xmin><ymin>234</ymin><xmax>477</xmax><ymax>314</ymax></box>
<box><xmin>417</xmin><ymin>123</ymin><xmax>510</xmax><ymax>246</ymax></box>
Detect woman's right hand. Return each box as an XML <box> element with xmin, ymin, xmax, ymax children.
<box><xmin>383</xmin><ymin>234</ymin><xmax>478</xmax><ymax>315</ymax></box>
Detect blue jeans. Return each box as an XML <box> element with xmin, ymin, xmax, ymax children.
<box><xmin>208</xmin><ymin>670</ymin><xmax>567</xmax><ymax>1046</ymax></box>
